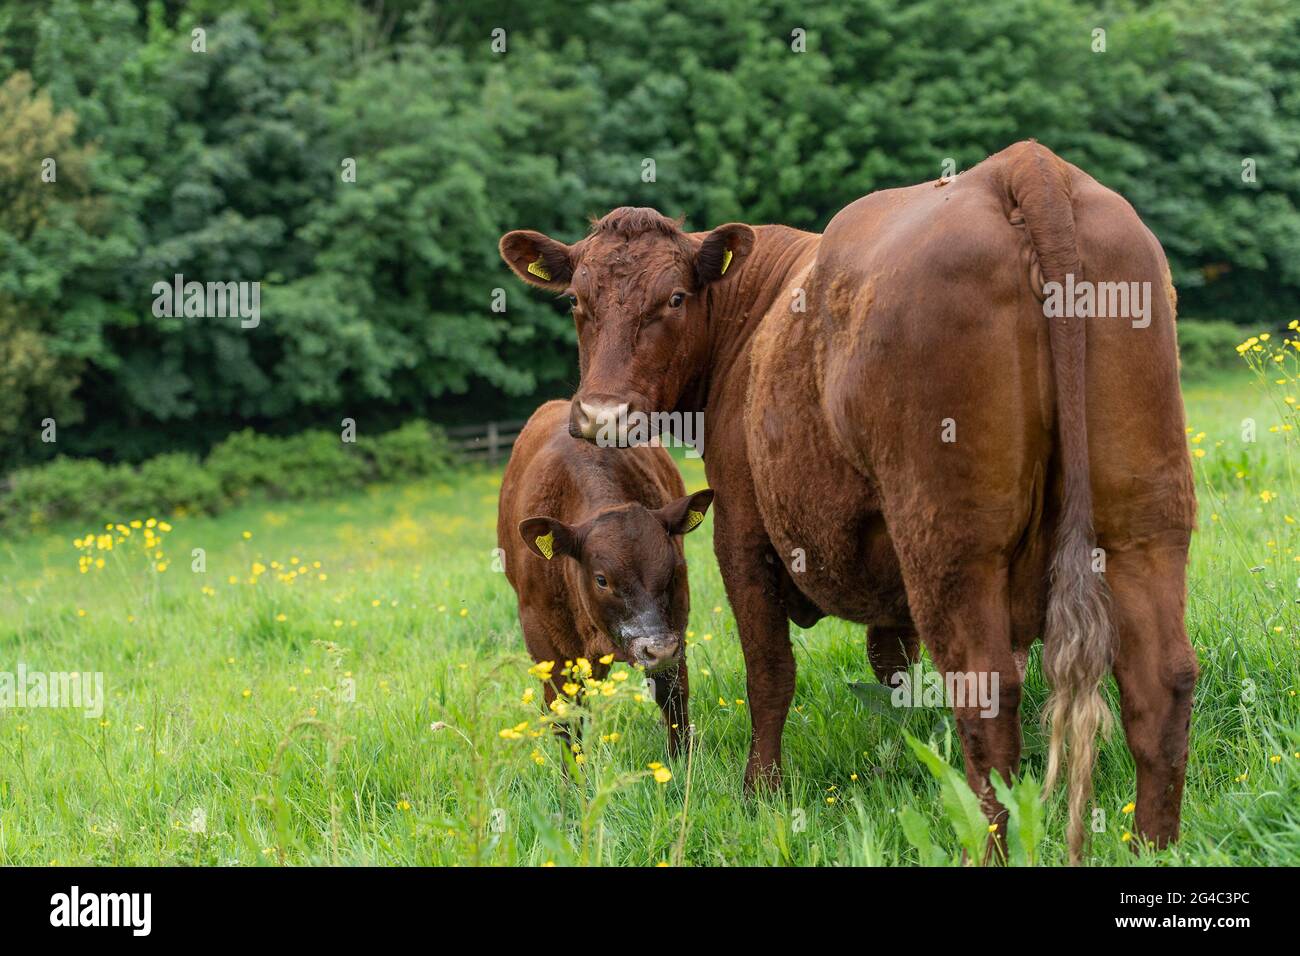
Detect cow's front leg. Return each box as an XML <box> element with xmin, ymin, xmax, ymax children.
<box><xmin>714</xmin><ymin>513</ymin><xmax>795</xmax><ymax>793</ymax></box>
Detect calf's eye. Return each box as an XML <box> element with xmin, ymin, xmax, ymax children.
<box><xmin>594</xmin><ymin>574</ymin><xmax>608</xmax><ymax>589</ymax></box>
<box><xmin>669</xmin><ymin>292</ymin><xmax>686</xmax><ymax>308</ymax></box>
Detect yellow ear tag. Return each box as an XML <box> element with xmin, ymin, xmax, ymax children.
<box><xmin>535</xmin><ymin>531</ymin><xmax>555</xmax><ymax>560</ymax></box>
<box><xmin>720</xmin><ymin>249</ymin><xmax>733</xmax><ymax>275</ymax></box>
<box><xmin>684</xmin><ymin>509</ymin><xmax>705</xmax><ymax>531</ymax></box>
<box><xmin>527</xmin><ymin>258</ymin><xmax>552</xmax><ymax>281</ymax></box>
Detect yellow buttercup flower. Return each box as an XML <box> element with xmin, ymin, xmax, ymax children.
<box><xmin>528</xmin><ymin>661</ymin><xmax>555</xmax><ymax>680</ymax></box>
<box><xmin>498</xmin><ymin>721</ymin><xmax>529</xmax><ymax>740</ymax></box>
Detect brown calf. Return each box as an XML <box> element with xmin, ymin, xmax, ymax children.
<box><xmin>498</xmin><ymin>400</ymin><xmax>713</xmax><ymax>755</ymax></box>
<box><xmin>499</xmin><ymin>142</ymin><xmax>1198</xmax><ymax>862</ymax></box>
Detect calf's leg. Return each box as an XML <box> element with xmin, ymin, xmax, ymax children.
<box><xmin>650</xmin><ymin>663</ymin><xmax>690</xmax><ymax>758</ymax></box>
<box><xmin>519</xmin><ymin>608</ymin><xmax>581</xmax><ymax>751</ymax></box>
<box><xmin>868</xmin><ymin>624</ymin><xmax>920</xmax><ymax>686</ymax></box>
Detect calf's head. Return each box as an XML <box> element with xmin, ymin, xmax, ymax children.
<box><xmin>500</xmin><ymin>208</ymin><xmax>754</xmax><ymax>443</ymax></box>
<box><xmin>518</xmin><ymin>489</ymin><xmax>714</xmax><ymax>672</ymax></box>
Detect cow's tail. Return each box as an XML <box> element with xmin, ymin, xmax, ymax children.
<box><xmin>1007</xmin><ymin>141</ymin><xmax>1115</xmax><ymax>865</ymax></box>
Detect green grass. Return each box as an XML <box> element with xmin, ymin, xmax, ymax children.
<box><xmin>1</xmin><ymin>363</ymin><xmax>1297</xmax><ymax>867</ymax></box>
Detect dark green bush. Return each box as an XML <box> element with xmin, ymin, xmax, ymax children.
<box><xmin>274</xmin><ymin>431</ymin><xmax>370</xmax><ymax>498</ymax></box>
<box><xmin>1178</xmin><ymin>319</ymin><xmax>1248</xmax><ymax>380</ymax></box>
<box><xmin>205</xmin><ymin>430</ymin><xmax>289</xmax><ymax>502</ymax></box>
<box><xmin>208</xmin><ymin>429</ymin><xmax>371</xmax><ymax>500</ymax></box>
<box><xmin>1</xmin><ymin>458</ymin><xmax>119</xmax><ymax>529</ymax></box>
<box><xmin>0</xmin><ymin>421</ymin><xmax>453</xmax><ymax>533</ymax></box>
<box><xmin>366</xmin><ymin>421</ymin><xmax>455</xmax><ymax>482</ymax></box>
<box><xmin>131</xmin><ymin>453</ymin><xmax>224</xmax><ymax>516</ymax></box>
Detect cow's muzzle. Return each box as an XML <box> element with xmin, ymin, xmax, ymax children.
<box><xmin>570</xmin><ymin>397</ymin><xmax>629</xmax><ymax>443</ymax></box>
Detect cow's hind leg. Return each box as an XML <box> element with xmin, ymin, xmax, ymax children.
<box><xmin>858</xmin><ymin>372</ymin><xmax>1036</xmax><ymax>850</ymax></box>
<box><xmin>1072</xmin><ymin>163</ymin><xmax>1198</xmax><ymax>851</ymax></box>
<box><xmin>1106</xmin><ymin>537</ymin><xmax>1197</xmax><ymax>849</ymax></box>
<box><xmin>900</xmin><ymin>554</ymin><xmax>1025</xmax><ymax>848</ymax></box>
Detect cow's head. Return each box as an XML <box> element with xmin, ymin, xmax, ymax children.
<box><xmin>518</xmin><ymin>489</ymin><xmax>713</xmax><ymax>673</ymax></box>
<box><xmin>500</xmin><ymin>208</ymin><xmax>754</xmax><ymax>442</ymax></box>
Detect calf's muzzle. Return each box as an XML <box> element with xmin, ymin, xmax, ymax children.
<box><xmin>628</xmin><ymin>635</ymin><xmax>681</xmax><ymax>674</ymax></box>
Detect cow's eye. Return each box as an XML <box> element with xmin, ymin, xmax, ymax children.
<box><xmin>566</xmin><ymin>294</ymin><xmax>578</xmax><ymax>308</ymax></box>
<box><xmin>669</xmin><ymin>292</ymin><xmax>686</xmax><ymax>308</ymax></box>
<box><xmin>593</xmin><ymin>574</ymin><xmax>608</xmax><ymax>589</ymax></box>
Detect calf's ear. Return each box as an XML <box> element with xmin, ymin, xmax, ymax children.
<box><xmin>655</xmin><ymin>489</ymin><xmax>715</xmax><ymax>536</ymax></box>
<box><xmin>695</xmin><ymin>223</ymin><xmax>755</xmax><ymax>286</ymax></box>
<box><xmin>519</xmin><ymin>516</ymin><xmax>580</xmax><ymax>561</ymax></box>
<box><xmin>500</xmin><ymin>230</ymin><xmax>575</xmax><ymax>291</ymax></box>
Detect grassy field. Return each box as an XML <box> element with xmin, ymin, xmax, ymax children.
<box><xmin>1</xmin><ymin>360</ymin><xmax>1297</xmax><ymax>866</ymax></box>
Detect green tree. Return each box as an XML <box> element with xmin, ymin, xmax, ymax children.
<box><xmin>0</xmin><ymin>71</ymin><xmax>104</xmax><ymax>465</ymax></box>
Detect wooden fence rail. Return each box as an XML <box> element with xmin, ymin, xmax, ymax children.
<box><xmin>444</xmin><ymin>419</ymin><xmax>527</xmax><ymax>465</ymax></box>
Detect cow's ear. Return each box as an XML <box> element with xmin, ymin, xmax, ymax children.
<box><xmin>519</xmin><ymin>516</ymin><xmax>581</xmax><ymax>561</ymax></box>
<box><xmin>654</xmin><ymin>489</ymin><xmax>714</xmax><ymax>536</ymax></box>
<box><xmin>500</xmin><ymin>230</ymin><xmax>575</xmax><ymax>291</ymax></box>
<box><xmin>695</xmin><ymin>223</ymin><xmax>755</xmax><ymax>286</ymax></box>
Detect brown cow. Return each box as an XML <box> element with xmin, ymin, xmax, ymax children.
<box><xmin>498</xmin><ymin>400</ymin><xmax>714</xmax><ymax>755</ymax></box>
<box><xmin>499</xmin><ymin>142</ymin><xmax>1198</xmax><ymax>862</ymax></box>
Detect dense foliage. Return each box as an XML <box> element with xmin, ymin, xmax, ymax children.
<box><xmin>2</xmin><ymin>0</ymin><xmax>1297</xmax><ymax>470</ymax></box>
<box><xmin>0</xmin><ymin>419</ymin><xmax>454</xmax><ymax>531</ymax></box>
